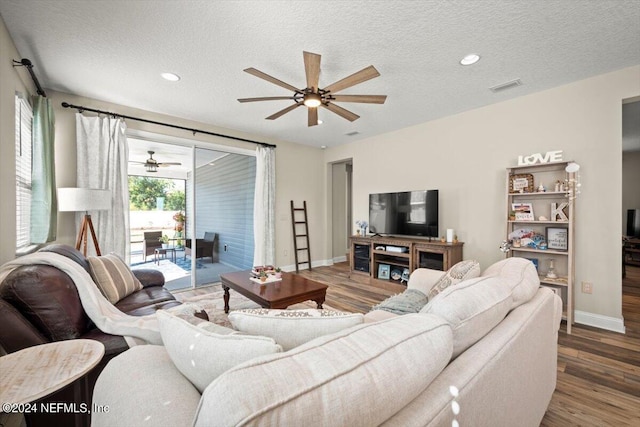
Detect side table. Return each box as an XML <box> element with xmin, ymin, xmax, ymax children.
<box><xmin>0</xmin><ymin>339</ymin><xmax>105</xmax><ymax>426</ymax></box>
<box><xmin>155</xmin><ymin>247</ymin><xmax>177</xmax><ymax>265</ymax></box>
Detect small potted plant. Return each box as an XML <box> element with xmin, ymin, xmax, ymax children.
<box><xmin>275</xmin><ymin>267</ymin><xmax>282</xmax><ymax>279</ymax></box>
<box><xmin>259</xmin><ymin>270</ymin><xmax>267</xmax><ymax>283</ymax></box>
<box><xmin>172</xmin><ymin>211</ymin><xmax>186</xmax><ymax>224</ymax></box>
<box><xmin>159</xmin><ymin>234</ymin><xmax>170</xmax><ymax>249</ymax></box>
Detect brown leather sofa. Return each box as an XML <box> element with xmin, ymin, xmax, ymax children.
<box><xmin>0</xmin><ymin>244</ymin><xmax>206</xmax><ymax>426</ymax></box>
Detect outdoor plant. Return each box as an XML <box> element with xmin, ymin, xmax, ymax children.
<box><xmin>173</xmin><ymin>211</ymin><xmax>186</xmax><ymax>223</ymax></box>
<box><xmin>159</xmin><ymin>234</ymin><xmax>170</xmax><ymax>244</ymax></box>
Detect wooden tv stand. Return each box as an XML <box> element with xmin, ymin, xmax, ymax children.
<box><xmin>349</xmin><ymin>235</ymin><xmax>463</xmax><ymax>284</ymax></box>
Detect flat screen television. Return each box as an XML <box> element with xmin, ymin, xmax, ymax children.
<box><xmin>627</xmin><ymin>209</ymin><xmax>640</xmax><ymax>238</ymax></box>
<box><xmin>369</xmin><ymin>190</ymin><xmax>438</xmax><ymax>237</ymax></box>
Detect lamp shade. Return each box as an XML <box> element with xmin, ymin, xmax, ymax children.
<box><xmin>57</xmin><ymin>188</ymin><xmax>112</xmax><ymax>212</ymax></box>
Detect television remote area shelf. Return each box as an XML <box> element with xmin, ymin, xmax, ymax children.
<box><xmin>349</xmin><ymin>236</ymin><xmax>463</xmax><ymax>284</ymax></box>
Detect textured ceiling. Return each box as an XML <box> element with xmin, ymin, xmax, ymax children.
<box><xmin>1</xmin><ymin>0</ymin><xmax>639</xmax><ymax>148</ymax></box>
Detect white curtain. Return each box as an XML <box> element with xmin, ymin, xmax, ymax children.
<box><xmin>253</xmin><ymin>145</ymin><xmax>276</xmax><ymax>266</ymax></box>
<box><xmin>76</xmin><ymin>114</ymin><xmax>130</xmax><ymax>259</ymax></box>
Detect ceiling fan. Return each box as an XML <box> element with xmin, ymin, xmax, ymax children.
<box><xmin>130</xmin><ymin>151</ymin><xmax>181</xmax><ymax>173</ymax></box>
<box><xmin>238</xmin><ymin>51</ymin><xmax>387</xmax><ymax>127</ymax></box>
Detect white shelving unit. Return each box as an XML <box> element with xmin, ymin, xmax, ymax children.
<box><xmin>506</xmin><ymin>161</ymin><xmax>576</xmax><ymax>334</ymax></box>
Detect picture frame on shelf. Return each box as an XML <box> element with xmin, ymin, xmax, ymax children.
<box><xmin>512</xmin><ymin>202</ymin><xmax>535</xmax><ymax>221</ymax></box>
<box><xmin>378</xmin><ymin>264</ymin><xmax>390</xmax><ymax>280</ymax></box>
<box><xmin>509</xmin><ymin>173</ymin><xmax>534</xmax><ymax>193</ymax></box>
<box><xmin>546</xmin><ymin>227</ymin><xmax>568</xmax><ymax>251</ymax></box>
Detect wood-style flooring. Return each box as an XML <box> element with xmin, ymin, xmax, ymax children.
<box><xmin>175</xmin><ymin>263</ymin><xmax>640</xmax><ymax>425</ymax></box>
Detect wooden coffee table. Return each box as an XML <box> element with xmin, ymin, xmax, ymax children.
<box><xmin>220</xmin><ymin>270</ymin><xmax>328</xmax><ymax>313</ymax></box>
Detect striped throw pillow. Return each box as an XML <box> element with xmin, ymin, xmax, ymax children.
<box><xmin>87</xmin><ymin>253</ymin><xmax>143</xmax><ymax>304</ymax></box>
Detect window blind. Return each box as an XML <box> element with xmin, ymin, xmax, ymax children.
<box><xmin>15</xmin><ymin>94</ymin><xmax>33</xmax><ymax>249</ymax></box>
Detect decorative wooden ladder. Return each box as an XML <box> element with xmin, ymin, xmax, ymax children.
<box><xmin>290</xmin><ymin>200</ymin><xmax>312</xmax><ymax>273</ymax></box>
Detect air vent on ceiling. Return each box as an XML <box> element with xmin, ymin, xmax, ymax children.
<box><xmin>489</xmin><ymin>78</ymin><xmax>522</xmax><ymax>93</ymax></box>
<box><xmin>345</xmin><ymin>131</ymin><xmax>360</xmax><ymax>136</ymax></box>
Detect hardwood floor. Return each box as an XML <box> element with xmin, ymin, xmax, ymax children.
<box><xmin>176</xmin><ymin>263</ymin><xmax>640</xmax><ymax>425</ymax></box>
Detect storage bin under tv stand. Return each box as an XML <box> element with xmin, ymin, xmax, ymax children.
<box><xmin>349</xmin><ymin>235</ymin><xmax>464</xmax><ymax>284</ymax></box>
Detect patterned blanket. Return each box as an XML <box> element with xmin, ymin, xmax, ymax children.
<box><xmin>371</xmin><ymin>289</ymin><xmax>429</xmax><ymax>315</ymax></box>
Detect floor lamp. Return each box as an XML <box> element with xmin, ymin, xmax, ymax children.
<box><xmin>57</xmin><ymin>188</ymin><xmax>111</xmax><ymax>256</ymax></box>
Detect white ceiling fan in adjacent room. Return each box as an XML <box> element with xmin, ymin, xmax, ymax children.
<box><xmin>129</xmin><ymin>151</ymin><xmax>181</xmax><ymax>173</ymax></box>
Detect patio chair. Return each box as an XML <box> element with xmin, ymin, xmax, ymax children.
<box><xmin>185</xmin><ymin>232</ymin><xmax>218</xmax><ymax>263</ymax></box>
<box><xmin>143</xmin><ymin>231</ymin><xmax>163</xmax><ymax>262</ymax></box>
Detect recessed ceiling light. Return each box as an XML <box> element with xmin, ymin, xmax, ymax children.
<box><xmin>320</xmin><ymin>145</ymin><xmax>327</xmax><ymax>149</ymax></box>
<box><xmin>460</xmin><ymin>54</ymin><xmax>480</xmax><ymax>66</ymax></box>
<box><xmin>161</xmin><ymin>72</ymin><xmax>181</xmax><ymax>82</ymax></box>
<box><xmin>317</xmin><ymin>120</ymin><xmax>323</xmax><ymax>125</ymax></box>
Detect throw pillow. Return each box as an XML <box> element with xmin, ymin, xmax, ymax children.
<box><xmin>428</xmin><ymin>260</ymin><xmax>481</xmax><ymax>300</ymax></box>
<box><xmin>228</xmin><ymin>308</ymin><xmax>364</xmax><ymax>351</ymax></box>
<box><xmin>420</xmin><ymin>276</ymin><xmax>512</xmax><ymax>358</ymax></box>
<box><xmin>371</xmin><ymin>289</ymin><xmax>429</xmax><ymax>315</ymax></box>
<box><xmin>481</xmin><ymin>257</ymin><xmax>540</xmax><ymax>309</ymax></box>
<box><xmin>87</xmin><ymin>253</ymin><xmax>143</xmax><ymax>304</ymax></box>
<box><xmin>156</xmin><ymin>310</ymin><xmax>282</xmax><ymax>393</ymax></box>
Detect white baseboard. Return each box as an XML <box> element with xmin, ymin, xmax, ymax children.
<box><xmin>575</xmin><ymin>310</ymin><xmax>626</xmax><ymax>334</ymax></box>
<box><xmin>333</xmin><ymin>255</ymin><xmax>347</xmax><ymax>263</ymax></box>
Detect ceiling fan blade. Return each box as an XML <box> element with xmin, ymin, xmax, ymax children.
<box><xmin>238</xmin><ymin>96</ymin><xmax>296</xmax><ymax>103</ymax></box>
<box><xmin>303</xmin><ymin>51</ymin><xmax>321</xmax><ymax>91</ymax></box>
<box><xmin>158</xmin><ymin>162</ymin><xmax>182</xmax><ymax>167</ymax></box>
<box><xmin>266</xmin><ymin>103</ymin><xmax>302</xmax><ymax>120</ymax></box>
<box><xmin>324</xmin><ymin>65</ymin><xmax>380</xmax><ymax>94</ymax></box>
<box><xmin>128</xmin><ymin>161</ymin><xmax>146</xmax><ymax>164</ymax></box>
<box><xmin>330</xmin><ymin>94</ymin><xmax>387</xmax><ymax>104</ymax></box>
<box><xmin>308</xmin><ymin>107</ymin><xmax>318</xmax><ymax>127</ymax></box>
<box><xmin>322</xmin><ymin>103</ymin><xmax>360</xmax><ymax>122</ymax></box>
<box><xmin>244</xmin><ymin>68</ymin><xmax>299</xmax><ymax>92</ymax></box>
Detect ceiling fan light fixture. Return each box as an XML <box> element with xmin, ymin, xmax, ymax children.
<box><xmin>145</xmin><ymin>164</ymin><xmax>158</xmax><ymax>173</ymax></box>
<box><xmin>460</xmin><ymin>54</ymin><xmax>480</xmax><ymax>66</ymax></box>
<box><xmin>303</xmin><ymin>93</ymin><xmax>322</xmax><ymax>108</ymax></box>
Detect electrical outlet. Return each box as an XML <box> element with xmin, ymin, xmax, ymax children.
<box><xmin>582</xmin><ymin>281</ymin><xmax>593</xmax><ymax>294</ymax></box>
<box><xmin>224</xmin><ymin>244</ymin><xmax>228</xmax><ymax>252</ymax></box>
<box><xmin>284</xmin><ymin>249</ymin><xmax>288</xmax><ymax>256</ymax></box>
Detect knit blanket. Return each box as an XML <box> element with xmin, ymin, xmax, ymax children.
<box><xmin>371</xmin><ymin>289</ymin><xmax>429</xmax><ymax>315</ymax></box>
<box><xmin>0</xmin><ymin>252</ymin><xmax>195</xmax><ymax>346</ymax></box>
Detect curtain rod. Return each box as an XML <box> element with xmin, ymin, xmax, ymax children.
<box><xmin>12</xmin><ymin>58</ymin><xmax>47</xmax><ymax>97</ymax></box>
<box><xmin>60</xmin><ymin>102</ymin><xmax>276</xmax><ymax>148</ymax></box>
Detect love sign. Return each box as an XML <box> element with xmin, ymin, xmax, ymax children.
<box><xmin>517</xmin><ymin>150</ymin><xmax>563</xmax><ymax>166</ymax></box>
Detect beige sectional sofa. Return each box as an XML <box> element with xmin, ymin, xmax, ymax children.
<box><xmin>92</xmin><ymin>258</ymin><xmax>562</xmax><ymax>427</ymax></box>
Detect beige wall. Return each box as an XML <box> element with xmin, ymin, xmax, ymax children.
<box><xmin>325</xmin><ymin>66</ymin><xmax>640</xmax><ymax>324</ymax></box>
<box><xmin>623</xmin><ymin>151</ymin><xmax>640</xmax><ymax>234</ymax></box>
<box><xmin>0</xmin><ymin>16</ymin><xmax>35</xmax><ymax>264</ymax></box>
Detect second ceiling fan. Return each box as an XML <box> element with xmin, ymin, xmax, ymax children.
<box><xmin>238</xmin><ymin>51</ymin><xmax>387</xmax><ymax>127</ymax></box>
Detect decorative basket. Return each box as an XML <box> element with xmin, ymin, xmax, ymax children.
<box><xmin>509</xmin><ymin>173</ymin><xmax>534</xmax><ymax>193</ymax></box>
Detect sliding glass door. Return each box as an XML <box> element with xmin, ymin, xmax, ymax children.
<box><xmin>189</xmin><ymin>147</ymin><xmax>256</xmax><ymax>287</ymax></box>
